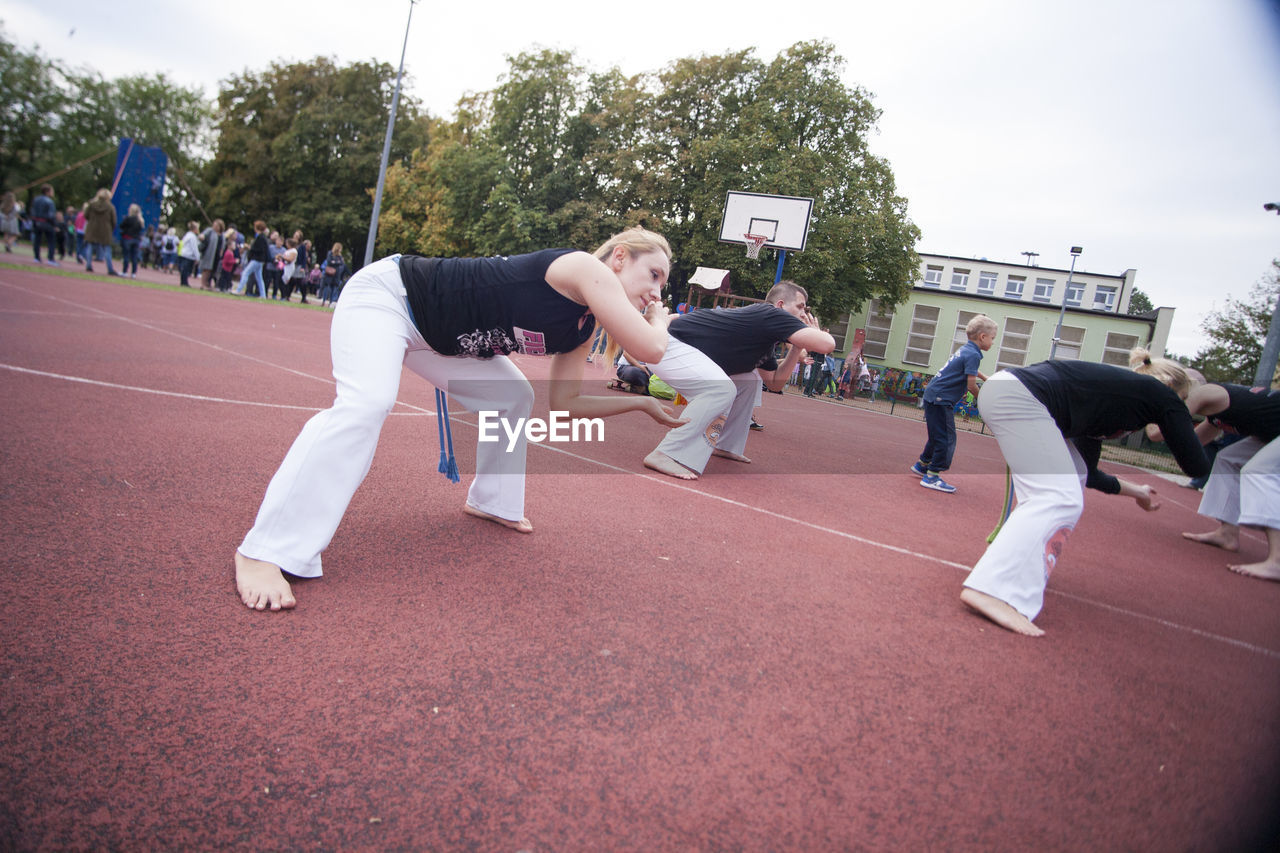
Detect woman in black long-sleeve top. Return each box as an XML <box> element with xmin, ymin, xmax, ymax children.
<box><xmin>961</xmin><ymin>355</ymin><xmax>1210</xmax><ymax>637</ymax></box>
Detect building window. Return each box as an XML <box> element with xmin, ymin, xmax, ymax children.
<box><xmin>903</xmin><ymin>304</ymin><xmax>940</xmax><ymax>366</ymax></box>
<box><xmin>1065</xmin><ymin>281</ymin><xmax>1085</xmax><ymax>308</ymax></box>
<box><xmin>1102</xmin><ymin>331</ymin><xmax>1139</xmax><ymax>365</ymax></box>
<box><xmin>1033</xmin><ymin>277</ymin><xmax>1055</xmax><ymax>304</ymax></box>
<box><xmin>1005</xmin><ymin>276</ymin><xmax>1025</xmax><ymax>299</ymax></box>
<box><xmin>862</xmin><ymin>299</ymin><xmax>894</xmax><ymax>360</ymax></box>
<box><xmin>977</xmin><ymin>271</ymin><xmax>997</xmax><ymax>296</ymax></box>
<box><xmin>997</xmin><ymin>317</ymin><xmax>1034</xmax><ymax>370</ymax></box>
<box><xmin>952</xmin><ymin>310</ymin><xmax>979</xmax><ymax>354</ymax></box>
<box><xmin>1054</xmin><ymin>325</ymin><xmax>1086</xmax><ymax>360</ymax></box>
<box><xmin>1094</xmin><ymin>286</ymin><xmax>1117</xmax><ymax>312</ymax></box>
<box><xmin>950</xmin><ymin>269</ymin><xmax>970</xmax><ymax>292</ymax></box>
<box><xmin>923</xmin><ymin>265</ymin><xmax>943</xmax><ymax>288</ymax></box>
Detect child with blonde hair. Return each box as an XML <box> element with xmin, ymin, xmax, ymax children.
<box><xmin>910</xmin><ymin>314</ymin><xmax>998</xmax><ymax>492</ymax></box>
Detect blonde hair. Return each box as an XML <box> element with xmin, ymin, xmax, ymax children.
<box><xmin>95</xmin><ymin>188</ymin><xmax>112</xmax><ymax>202</ymax></box>
<box><xmin>592</xmin><ymin>226</ymin><xmax>671</xmax><ymax>263</ymax></box>
<box><xmin>591</xmin><ymin>227</ymin><xmax>672</xmax><ymax>366</ymax></box>
<box><xmin>966</xmin><ymin>314</ymin><xmax>997</xmax><ymax>339</ymax></box>
<box><xmin>128</xmin><ymin>203</ymin><xmax>144</xmax><ymax>228</ymax></box>
<box><xmin>1129</xmin><ymin>347</ymin><xmax>1192</xmax><ymax>398</ymax></box>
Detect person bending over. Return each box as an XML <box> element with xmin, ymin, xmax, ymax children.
<box><xmin>960</xmin><ymin>354</ymin><xmax>1209</xmax><ymax>637</ymax></box>
<box><xmin>641</xmin><ymin>280</ymin><xmax>834</xmax><ymax>480</ymax></box>
<box><xmin>235</xmin><ymin>227</ymin><xmax>686</xmax><ymax>611</ymax></box>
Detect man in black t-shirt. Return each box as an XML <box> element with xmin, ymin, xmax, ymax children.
<box><xmin>643</xmin><ymin>280</ymin><xmax>835</xmax><ymax>479</ymax></box>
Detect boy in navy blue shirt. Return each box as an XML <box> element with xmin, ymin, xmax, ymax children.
<box><xmin>911</xmin><ymin>314</ymin><xmax>998</xmax><ymax>492</ymax></box>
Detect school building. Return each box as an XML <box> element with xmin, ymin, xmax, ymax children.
<box><xmin>831</xmin><ymin>252</ymin><xmax>1175</xmax><ymax>379</ymax></box>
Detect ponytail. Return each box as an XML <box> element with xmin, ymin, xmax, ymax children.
<box><xmin>1130</xmin><ymin>347</ymin><xmax>1191</xmax><ymax>398</ymax></box>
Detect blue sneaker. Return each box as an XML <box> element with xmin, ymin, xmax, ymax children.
<box><xmin>909</xmin><ymin>461</ymin><xmax>927</xmax><ymax>477</ymax></box>
<box><xmin>920</xmin><ymin>474</ymin><xmax>956</xmax><ymax>493</ymax></box>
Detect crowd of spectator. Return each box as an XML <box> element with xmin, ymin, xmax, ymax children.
<box><xmin>1</xmin><ymin>187</ymin><xmax>352</xmax><ymax>307</ymax></box>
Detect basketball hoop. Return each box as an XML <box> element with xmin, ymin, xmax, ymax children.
<box><xmin>744</xmin><ymin>233</ymin><xmax>768</xmax><ymax>259</ymax></box>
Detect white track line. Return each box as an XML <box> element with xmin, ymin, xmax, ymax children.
<box><xmin>5</xmin><ymin>277</ymin><xmax>1276</xmax><ymax>660</ymax></box>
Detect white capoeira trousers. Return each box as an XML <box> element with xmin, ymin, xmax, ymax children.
<box><xmin>1198</xmin><ymin>435</ymin><xmax>1280</xmax><ymax>531</ymax></box>
<box><xmin>962</xmin><ymin>371</ymin><xmax>1087</xmax><ymax>621</ymax></box>
<box><xmin>650</xmin><ymin>338</ymin><xmax>758</xmax><ymax>473</ymax></box>
<box><xmin>238</xmin><ymin>256</ymin><xmax>534</xmax><ymax>578</ymax></box>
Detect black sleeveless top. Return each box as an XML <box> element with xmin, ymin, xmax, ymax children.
<box><xmin>1207</xmin><ymin>383</ymin><xmax>1280</xmax><ymax>442</ymax></box>
<box><xmin>399</xmin><ymin>249</ymin><xmax>595</xmax><ymax>358</ymax></box>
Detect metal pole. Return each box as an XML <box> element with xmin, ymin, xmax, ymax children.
<box><xmin>363</xmin><ymin>0</ymin><xmax>416</xmax><ymax>268</ymax></box>
<box><xmin>774</xmin><ymin>249</ymin><xmax>787</xmax><ymax>284</ymax></box>
<box><xmin>1255</xmin><ymin>287</ymin><xmax>1280</xmax><ymax>388</ymax></box>
<box><xmin>1255</xmin><ymin>203</ymin><xmax>1280</xmax><ymax>388</ymax></box>
<box><xmin>1049</xmin><ymin>247</ymin><xmax>1082</xmax><ymax>360</ymax></box>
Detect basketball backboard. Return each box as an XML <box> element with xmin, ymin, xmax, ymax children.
<box><xmin>717</xmin><ymin>191</ymin><xmax>814</xmax><ymax>252</ymax></box>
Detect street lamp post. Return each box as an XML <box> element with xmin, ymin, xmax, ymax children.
<box><xmin>363</xmin><ymin>0</ymin><xmax>417</xmax><ymax>268</ymax></box>
<box><xmin>1255</xmin><ymin>203</ymin><xmax>1280</xmax><ymax>388</ymax></box>
<box><xmin>1049</xmin><ymin>246</ymin><xmax>1083</xmax><ymax>360</ymax></box>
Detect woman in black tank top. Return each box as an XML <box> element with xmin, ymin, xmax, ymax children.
<box><xmin>234</xmin><ymin>227</ymin><xmax>687</xmax><ymax>613</ymax></box>
<box><xmin>1169</xmin><ymin>381</ymin><xmax>1280</xmax><ymax>581</ymax></box>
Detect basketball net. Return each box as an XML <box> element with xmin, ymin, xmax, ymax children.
<box><xmin>744</xmin><ymin>234</ymin><xmax>767</xmax><ymax>259</ymax></box>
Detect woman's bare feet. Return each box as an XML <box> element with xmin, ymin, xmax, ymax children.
<box><xmin>960</xmin><ymin>587</ymin><xmax>1045</xmax><ymax>637</ymax></box>
<box><xmin>1181</xmin><ymin>524</ymin><xmax>1239</xmax><ymax>552</ymax></box>
<box><xmin>1227</xmin><ymin>559</ymin><xmax>1280</xmax><ymax>581</ymax></box>
<box><xmin>643</xmin><ymin>450</ymin><xmax>698</xmax><ymax>480</ymax></box>
<box><xmin>234</xmin><ymin>551</ymin><xmax>297</xmax><ymax>611</ymax></box>
<box><xmin>711</xmin><ymin>448</ymin><xmax>751</xmax><ymax>463</ymax></box>
<box><xmin>464</xmin><ymin>504</ymin><xmax>533</xmax><ymax>533</ymax></box>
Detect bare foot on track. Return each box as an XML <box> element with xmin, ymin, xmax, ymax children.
<box><xmin>1228</xmin><ymin>559</ymin><xmax>1280</xmax><ymax>581</ymax></box>
<box><xmin>712</xmin><ymin>449</ymin><xmax>751</xmax><ymax>463</ymax></box>
<box><xmin>960</xmin><ymin>587</ymin><xmax>1044</xmax><ymax>637</ymax></box>
<box><xmin>644</xmin><ymin>450</ymin><xmax>698</xmax><ymax>480</ymax></box>
<box><xmin>464</xmin><ymin>504</ymin><xmax>534</xmax><ymax>533</ymax></box>
<box><xmin>235</xmin><ymin>551</ymin><xmax>297</xmax><ymax>611</ymax></box>
<box><xmin>1181</xmin><ymin>525</ymin><xmax>1239</xmax><ymax>552</ymax></box>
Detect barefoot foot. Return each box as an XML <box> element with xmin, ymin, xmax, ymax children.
<box><xmin>644</xmin><ymin>450</ymin><xmax>699</xmax><ymax>480</ymax></box>
<box><xmin>464</xmin><ymin>504</ymin><xmax>533</xmax><ymax>533</ymax></box>
<box><xmin>960</xmin><ymin>587</ymin><xmax>1044</xmax><ymax>637</ymax></box>
<box><xmin>711</xmin><ymin>448</ymin><xmax>751</xmax><ymax>464</ymax></box>
<box><xmin>1227</xmin><ymin>559</ymin><xmax>1280</xmax><ymax>581</ymax></box>
<box><xmin>1181</xmin><ymin>527</ymin><xmax>1239</xmax><ymax>552</ymax></box>
<box><xmin>234</xmin><ymin>551</ymin><xmax>297</xmax><ymax>611</ymax></box>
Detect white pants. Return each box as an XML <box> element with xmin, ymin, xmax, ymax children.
<box><xmin>238</xmin><ymin>256</ymin><xmax>534</xmax><ymax>578</ymax></box>
<box><xmin>650</xmin><ymin>338</ymin><xmax>758</xmax><ymax>473</ymax></box>
<box><xmin>962</xmin><ymin>372</ymin><xmax>1086</xmax><ymax>620</ymax></box>
<box><xmin>1198</xmin><ymin>435</ymin><xmax>1280</xmax><ymax>530</ymax></box>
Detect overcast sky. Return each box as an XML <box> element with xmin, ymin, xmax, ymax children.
<box><xmin>5</xmin><ymin>0</ymin><xmax>1279</xmax><ymax>355</ymax></box>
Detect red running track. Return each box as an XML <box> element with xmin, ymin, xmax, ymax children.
<box><xmin>1</xmin><ymin>263</ymin><xmax>1278</xmax><ymax>850</ymax></box>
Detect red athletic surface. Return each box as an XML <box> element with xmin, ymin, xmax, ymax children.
<box><xmin>2</xmin><ymin>262</ymin><xmax>1278</xmax><ymax>850</ymax></box>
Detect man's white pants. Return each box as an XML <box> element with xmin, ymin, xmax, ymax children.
<box><xmin>650</xmin><ymin>338</ymin><xmax>758</xmax><ymax>473</ymax></box>
<box><xmin>963</xmin><ymin>372</ymin><xmax>1086</xmax><ymax>621</ymax></box>
<box><xmin>1198</xmin><ymin>435</ymin><xmax>1280</xmax><ymax>531</ymax></box>
<box><xmin>238</xmin><ymin>256</ymin><xmax>533</xmax><ymax>578</ymax></box>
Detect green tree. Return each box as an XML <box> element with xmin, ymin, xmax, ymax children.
<box><xmin>380</xmin><ymin>41</ymin><xmax>919</xmax><ymax>322</ymax></box>
<box><xmin>1</xmin><ymin>27</ymin><xmax>213</xmax><ymax>221</ymax></box>
<box><xmin>60</xmin><ymin>70</ymin><xmax>214</xmax><ymax>221</ymax></box>
<box><xmin>1127</xmin><ymin>287</ymin><xmax>1154</xmax><ymax>314</ymax></box>
<box><xmin>1192</xmin><ymin>260</ymin><xmax>1280</xmax><ymax>384</ymax></box>
<box><xmin>0</xmin><ymin>27</ymin><xmax>70</xmax><ymax>199</ymax></box>
<box><xmin>204</xmin><ymin>57</ymin><xmax>429</xmax><ymax>265</ymax></box>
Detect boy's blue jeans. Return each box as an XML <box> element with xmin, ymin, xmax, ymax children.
<box><xmin>919</xmin><ymin>400</ymin><xmax>958</xmax><ymax>473</ymax></box>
